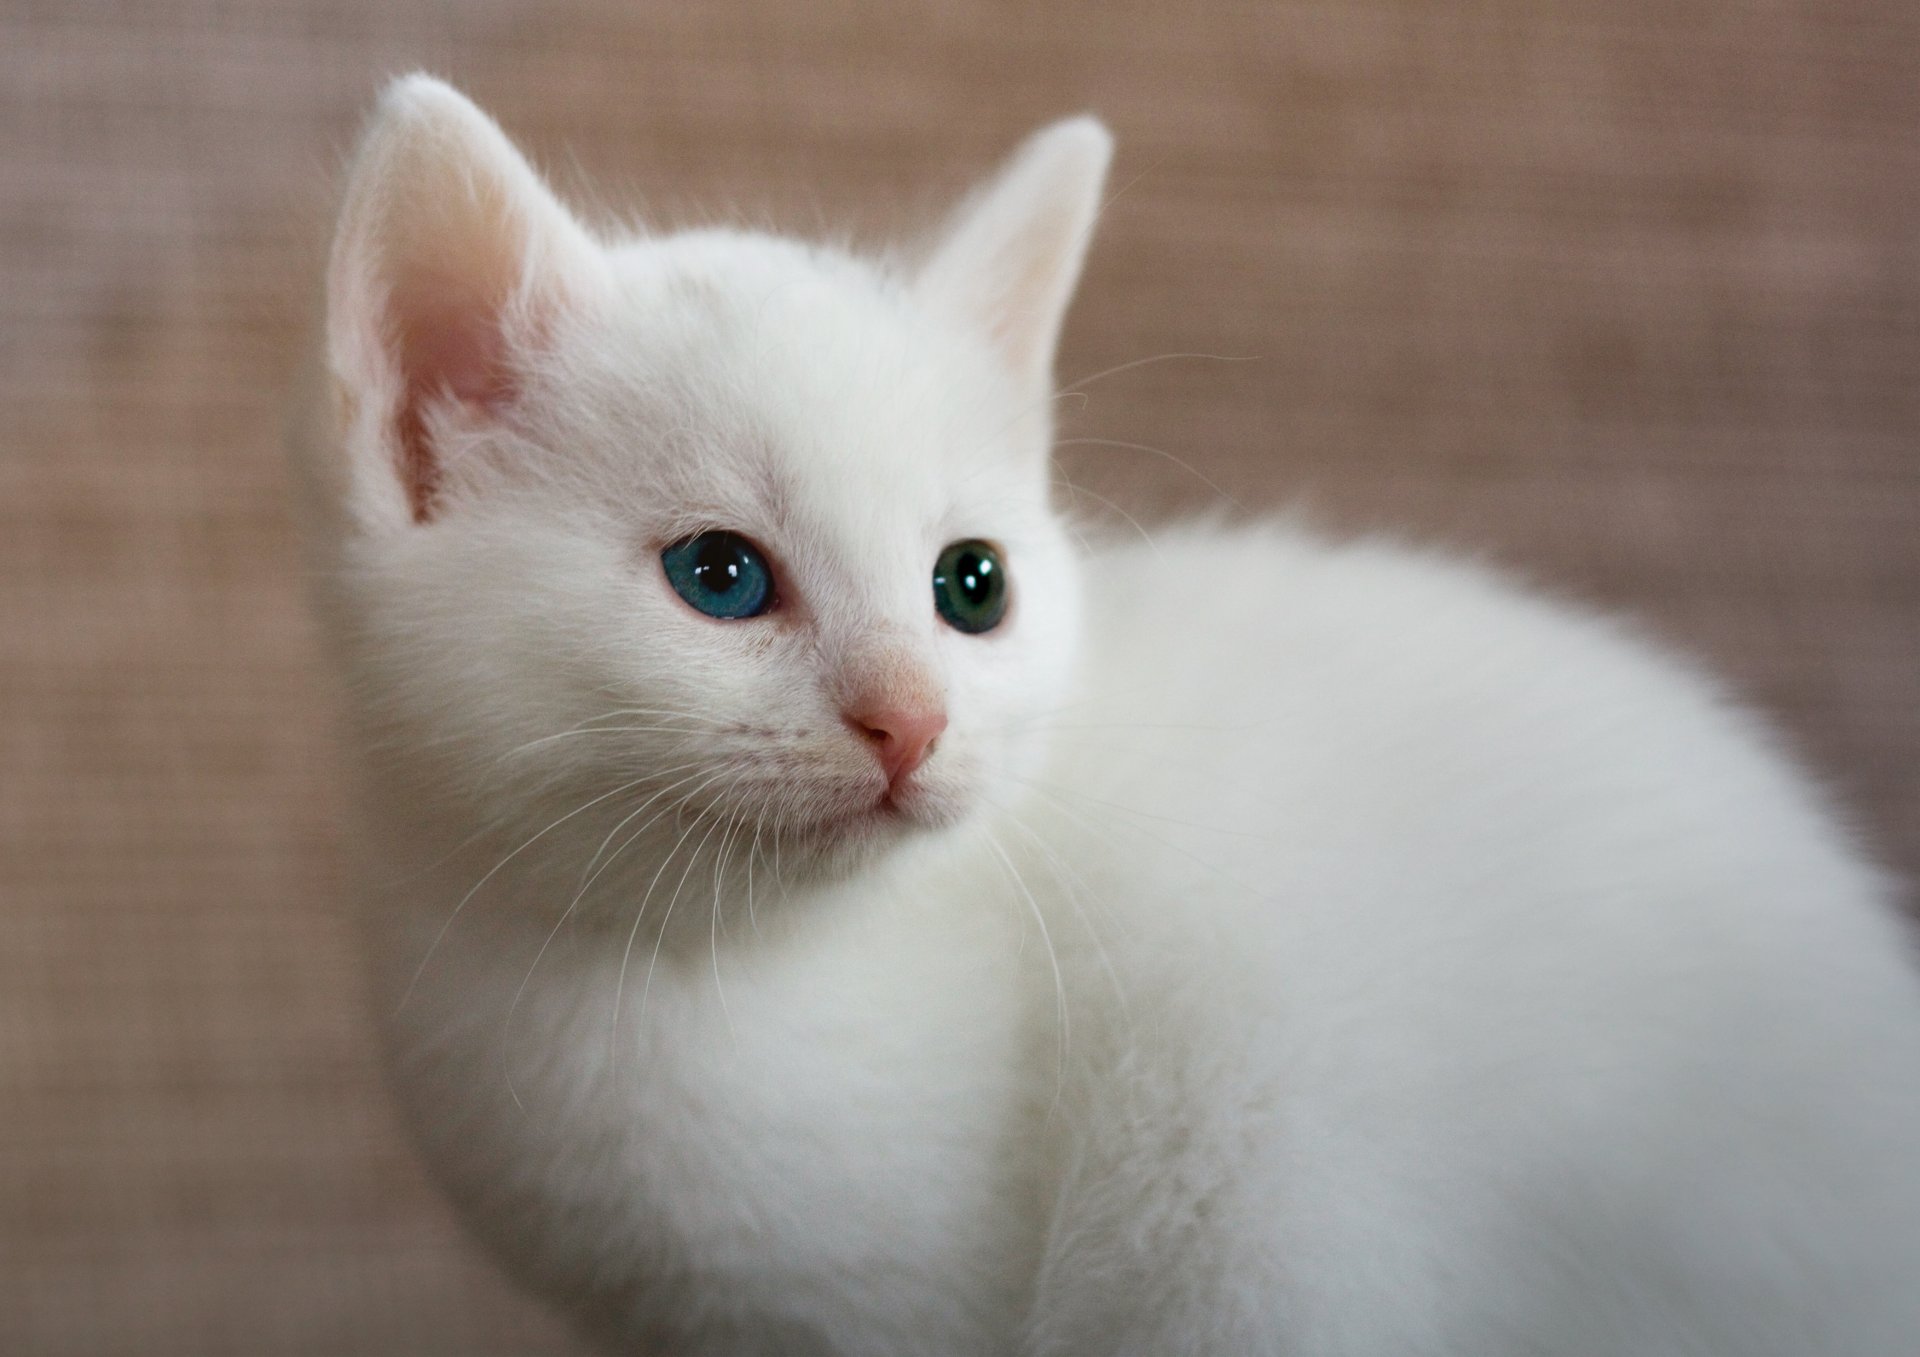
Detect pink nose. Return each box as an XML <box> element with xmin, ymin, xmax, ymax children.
<box><xmin>845</xmin><ymin>703</ymin><xmax>948</xmax><ymax>788</ymax></box>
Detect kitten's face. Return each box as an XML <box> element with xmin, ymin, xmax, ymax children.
<box><xmin>313</xmin><ymin>79</ymin><xmax>1109</xmax><ymax>876</ymax></box>
<box><xmin>355</xmin><ymin>237</ymin><xmax>1081</xmax><ymax>862</ymax></box>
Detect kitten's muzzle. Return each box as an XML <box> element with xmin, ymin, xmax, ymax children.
<box><xmin>844</xmin><ymin>701</ymin><xmax>947</xmax><ymax>791</ymax></box>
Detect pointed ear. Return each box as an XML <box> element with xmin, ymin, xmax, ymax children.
<box><xmin>326</xmin><ymin>75</ymin><xmax>605</xmax><ymax>528</ymax></box>
<box><xmin>916</xmin><ymin>117</ymin><xmax>1113</xmax><ymax>392</ymax></box>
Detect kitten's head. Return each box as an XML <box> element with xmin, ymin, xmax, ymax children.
<box><xmin>304</xmin><ymin>76</ymin><xmax>1109</xmax><ymax>876</ymax></box>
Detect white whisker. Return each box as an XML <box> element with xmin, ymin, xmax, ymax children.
<box><xmin>1055</xmin><ymin>350</ymin><xmax>1257</xmax><ymax>400</ymax></box>
<box><xmin>499</xmin><ymin>762</ymin><xmax>719</xmax><ymax>1110</ymax></box>
<box><xmin>744</xmin><ymin>821</ymin><xmax>764</xmax><ymax>936</ymax></box>
<box><xmin>572</xmin><ymin>761</ymin><xmax>716</xmax><ymax>892</ymax></box>
<box><xmin>607</xmin><ymin>767</ymin><xmax>737</xmax><ymax>1060</ymax></box>
<box><xmin>1051</xmin><ymin>470</ymin><xmax>1164</xmax><ymax>563</ymax></box>
<box><xmin>708</xmin><ymin>803</ymin><xmax>749</xmax><ymax>1050</ymax></box>
<box><xmin>498</xmin><ymin>724</ymin><xmax>730</xmax><ymax>761</ymax></box>
<box><xmin>639</xmin><ymin>788</ymin><xmax>742</xmax><ymax>1023</ymax></box>
<box><xmin>983</xmin><ymin>828</ymin><xmax>1068</xmax><ymax>1123</ymax></box>
<box><xmin>1055</xmin><ymin>435</ymin><xmax>1242</xmax><ymax>508</ymax></box>
<box><xmin>400</xmin><ymin>768</ymin><xmax>676</xmax><ymax>1011</ymax></box>
<box><xmin>995</xmin><ymin>806</ymin><xmax>1132</xmax><ymax>1035</ymax></box>
<box><xmin>1008</xmin><ymin>773</ymin><xmax>1264</xmax><ymax>902</ymax></box>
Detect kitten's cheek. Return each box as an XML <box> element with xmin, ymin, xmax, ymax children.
<box><xmin>921</xmin><ymin>756</ymin><xmax>987</xmax><ymax>827</ymax></box>
<box><xmin>894</xmin><ymin>781</ymin><xmax>973</xmax><ymax>832</ymax></box>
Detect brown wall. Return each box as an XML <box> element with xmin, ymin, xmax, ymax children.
<box><xmin>4</xmin><ymin>2</ymin><xmax>1917</xmax><ymax>1352</ymax></box>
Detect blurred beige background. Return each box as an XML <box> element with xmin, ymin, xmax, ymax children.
<box><xmin>4</xmin><ymin>1</ymin><xmax>1917</xmax><ymax>1352</ymax></box>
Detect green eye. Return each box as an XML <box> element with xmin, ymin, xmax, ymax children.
<box><xmin>933</xmin><ymin>539</ymin><xmax>1008</xmax><ymax>635</ymax></box>
<box><xmin>662</xmin><ymin>531</ymin><xmax>774</xmax><ymax>620</ymax></box>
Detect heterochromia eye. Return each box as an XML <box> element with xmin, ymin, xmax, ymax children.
<box><xmin>932</xmin><ymin>539</ymin><xmax>1008</xmax><ymax>635</ymax></box>
<box><xmin>662</xmin><ymin>531</ymin><xmax>774</xmax><ymax>620</ymax></box>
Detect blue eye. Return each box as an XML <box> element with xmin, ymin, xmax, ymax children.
<box><xmin>662</xmin><ymin>531</ymin><xmax>774</xmax><ymax>620</ymax></box>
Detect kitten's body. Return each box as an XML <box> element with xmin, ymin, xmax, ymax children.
<box><xmin>300</xmin><ymin>78</ymin><xmax>1920</xmax><ymax>1355</ymax></box>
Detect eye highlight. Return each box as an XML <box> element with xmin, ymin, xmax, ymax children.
<box><xmin>662</xmin><ymin>531</ymin><xmax>774</xmax><ymax>620</ymax></box>
<box><xmin>933</xmin><ymin>539</ymin><xmax>1008</xmax><ymax>634</ymax></box>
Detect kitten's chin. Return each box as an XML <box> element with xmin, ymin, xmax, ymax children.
<box><xmin>785</xmin><ymin>781</ymin><xmax>973</xmax><ymax>873</ymax></box>
<box><xmin>817</xmin><ymin>787</ymin><xmax>961</xmax><ymax>840</ymax></box>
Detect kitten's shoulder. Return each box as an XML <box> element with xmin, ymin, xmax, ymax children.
<box><xmin>1082</xmin><ymin>516</ymin><xmax>1632</xmax><ymax>658</ymax></box>
<box><xmin>1075</xmin><ymin>516</ymin><xmax>1768</xmax><ymax>771</ymax></box>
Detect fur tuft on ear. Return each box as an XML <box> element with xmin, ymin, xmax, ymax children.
<box><xmin>917</xmin><ymin>117</ymin><xmax>1113</xmax><ymax>393</ymax></box>
<box><xmin>326</xmin><ymin>74</ymin><xmax>605</xmax><ymax>528</ymax></box>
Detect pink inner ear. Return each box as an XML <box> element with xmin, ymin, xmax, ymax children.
<box><xmin>392</xmin><ymin>281</ymin><xmax>519</xmax><ymax>524</ymax></box>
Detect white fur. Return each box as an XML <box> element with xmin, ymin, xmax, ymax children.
<box><xmin>293</xmin><ymin>77</ymin><xmax>1920</xmax><ymax>1355</ymax></box>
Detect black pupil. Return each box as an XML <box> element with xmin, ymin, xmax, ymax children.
<box><xmin>691</xmin><ymin>538</ymin><xmax>746</xmax><ymax>595</ymax></box>
<box><xmin>953</xmin><ymin>550</ymin><xmax>994</xmax><ymax>607</ymax></box>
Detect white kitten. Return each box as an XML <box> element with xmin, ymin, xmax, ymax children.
<box><xmin>293</xmin><ymin>76</ymin><xmax>1920</xmax><ymax>1355</ymax></box>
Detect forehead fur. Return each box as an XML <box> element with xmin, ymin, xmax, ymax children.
<box><xmin>518</xmin><ymin>226</ymin><xmax>1059</xmax><ymax>579</ymax></box>
<box><xmin>572</xmin><ymin>233</ymin><xmax>1036</xmax><ymax>466</ymax></box>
